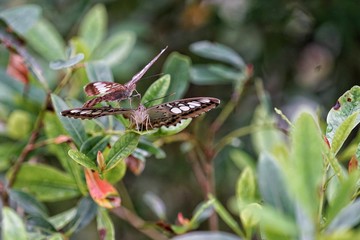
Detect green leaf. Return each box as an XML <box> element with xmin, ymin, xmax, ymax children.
<box><xmin>171</xmin><ymin>232</ymin><xmax>242</xmax><ymax>240</ymax></box>
<box><xmin>2</xmin><ymin>207</ymin><xmax>27</xmax><ymax>240</ymax></box>
<box><xmin>163</xmin><ymin>53</ymin><xmax>191</xmax><ymax>100</ymax></box>
<box><xmin>25</xmin><ymin>18</ymin><xmax>66</xmax><ymax>60</ymax></box>
<box><xmin>229</xmin><ymin>149</ymin><xmax>256</xmax><ymax>171</ymax></box>
<box><xmin>290</xmin><ymin>113</ymin><xmax>324</xmax><ymax>219</ymax></box>
<box><xmin>106</xmin><ymin>132</ymin><xmax>140</xmax><ymax>170</ymax></box>
<box><xmin>96</xmin><ymin>208</ymin><xmax>115</xmax><ymax>240</ymax></box>
<box><xmin>258</xmin><ymin>153</ymin><xmax>294</xmax><ymax>217</ymax></box>
<box><xmin>103</xmin><ymin>159</ymin><xmax>127</xmax><ymax>183</ymax></box>
<box><xmin>80</xmin><ymin>135</ymin><xmax>110</xmax><ymax>160</ymax></box>
<box><xmin>190</xmin><ymin>41</ymin><xmax>245</xmax><ymax>69</ymax></box>
<box><xmin>0</xmin><ymin>4</ymin><xmax>41</xmax><ymax>35</ymax></box>
<box><xmin>9</xmin><ymin>189</ymin><xmax>48</xmax><ymax>217</ymax></box>
<box><xmin>93</xmin><ymin>31</ymin><xmax>136</xmax><ymax>66</ymax></box>
<box><xmin>10</xmin><ymin>163</ymin><xmax>80</xmax><ymax>201</ymax></box>
<box><xmin>153</xmin><ymin>119</ymin><xmax>192</xmax><ymax>137</ymax></box>
<box><xmin>326</xmin><ymin>199</ymin><xmax>360</xmax><ymax>233</ymax></box>
<box><xmin>138</xmin><ymin>140</ymin><xmax>166</xmax><ymax>159</ymax></box>
<box><xmin>51</xmin><ymin>94</ymin><xmax>87</xmax><ymax>147</ymax></box>
<box><xmin>79</xmin><ymin>4</ymin><xmax>107</xmax><ymax>52</ymax></box>
<box><xmin>190</xmin><ymin>64</ymin><xmax>240</xmax><ymax>85</ymax></box>
<box><xmin>86</xmin><ymin>61</ymin><xmax>114</xmax><ymax>82</ymax></box>
<box><xmin>143</xmin><ymin>192</ymin><xmax>167</xmax><ymax>220</ymax></box>
<box><xmin>141</xmin><ymin>74</ymin><xmax>171</xmax><ymax>107</ymax></box>
<box><xmin>326</xmin><ymin>86</ymin><xmax>360</xmax><ymax>154</ymax></box>
<box><xmin>48</xmin><ymin>208</ymin><xmax>77</xmax><ymax>230</ymax></box>
<box><xmin>49</xmin><ymin>53</ymin><xmax>84</xmax><ymax>70</ymax></box>
<box><xmin>236</xmin><ymin>167</ymin><xmax>256</xmax><ymax>210</ymax></box>
<box><xmin>27</xmin><ymin>216</ymin><xmax>57</xmax><ymax>233</ymax></box>
<box><xmin>61</xmin><ymin>197</ymin><xmax>98</xmax><ymax>235</ymax></box>
<box><xmin>68</xmin><ymin>149</ymin><xmax>98</xmax><ymax>170</ymax></box>
<box><xmin>44</xmin><ymin>112</ymin><xmax>87</xmax><ymax>195</ymax></box>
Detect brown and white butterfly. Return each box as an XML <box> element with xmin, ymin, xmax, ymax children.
<box><xmin>83</xmin><ymin>47</ymin><xmax>168</xmax><ymax>108</ymax></box>
<box><xmin>61</xmin><ymin>97</ymin><xmax>220</xmax><ymax>131</ymax></box>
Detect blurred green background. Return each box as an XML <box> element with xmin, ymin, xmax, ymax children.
<box><xmin>1</xmin><ymin>0</ymin><xmax>360</xmax><ymax>239</ymax></box>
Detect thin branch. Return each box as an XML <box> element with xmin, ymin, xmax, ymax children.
<box><xmin>111</xmin><ymin>206</ymin><xmax>169</xmax><ymax>240</ymax></box>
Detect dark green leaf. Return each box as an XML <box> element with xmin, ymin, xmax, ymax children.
<box><xmin>106</xmin><ymin>132</ymin><xmax>140</xmax><ymax>170</ymax></box>
<box><xmin>141</xmin><ymin>74</ymin><xmax>171</xmax><ymax>107</ymax></box>
<box><xmin>97</xmin><ymin>208</ymin><xmax>115</xmax><ymax>240</ymax></box>
<box><xmin>79</xmin><ymin>4</ymin><xmax>107</xmax><ymax>52</ymax></box>
<box><xmin>326</xmin><ymin>199</ymin><xmax>360</xmax><ymax>233</ymax></box>
<box><xmin>61</xmin><ymin>197</ymin><xmax>98</xmax><ymax>234</ymax></box>
<box><xmin>2</xmin><ymin>207</ymin><xmax>27</xmax><ymax>240</ymax></box>
<box><xmin>258</xmin><ymin>153</ymin><xmax>294</xmax><ymax>217</ymax></box>
<box><xmin>0</xmin><ymin>4</ymin><xmax>41</xmax><ymax>35</ymax></box>
<box><xmin>25</xmin><ymin>18</ymin><xmax>66</xmax><ymax>60</ymax></box>
<box><xmin>171</xmin><ymin>232</ymin><xmax>242</xmax><ymax>240</ymax></box>
<box><xmin>9</xmin><ymin>189</ymin><xmax>48</xmax><ymax>217</ymax></box>
<box><xmin>190</xmin><ymin>64</ymin><xmax>240</xmax><ymax>85</ymax></box>
<box><xmin>93</xmin><ymin>31</ymin><xmax>136</xmax><ymax>66</ymax></box>
<box><xmin>190</xmin><ymin>41</ymin><xmax>245</xmax><ymax>69</ymax></box>
<box><xmin>68</xmin><ymin>149</ymin><xmax>98</xmax><ymax>170</ymax></box>
<box><xmin>138</xmin><ymin>140</ymin><xmax>166</xmax><ymax>159</ymax></box>
<box><xmin>80</xmin><ymin>135</ymin><xmax>110</xmax><ymax>160</ymax></box>
<box><xmin>163</xmin><ymin>53</ymin><xmax>191</xmax><ymax>100</ymax></box>
<box><xmin>49</xmin><ymin>53</ymin><xmax>84</xmax><ymax>70</ymax></box>
<box><xmin>51</xmin><ymin>94</ymin><xmax>87</xmax><ymax>147</ymax></box>
<box><xmin>86</xmin><ymin>61</ymin><xmax>114</xmax><ymax>82</ymax></box>
<box><xmin>10</xmin><ymin>163</ymin><xmax>80</xmax><ymax>201</ymax></box>
<box><xmin>27</xmin><ymin>216</ymin><xmax>57</xmax><ymax>232</ymax></box>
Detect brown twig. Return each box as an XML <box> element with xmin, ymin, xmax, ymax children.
<box><xmin>111</xmin><ymin>206</ymin><xmax>169</xmax><ymax>240</ymax></box>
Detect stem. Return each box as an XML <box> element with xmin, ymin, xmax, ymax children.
<box><xmin>53</xmin><ymin>68</ymin><xmax>74</xmax><ymax>95</ymax></box>
<box><xmin>111</xmin><ymin>207</ymin><xmax>169</xmax><ymax>240</ymax></box>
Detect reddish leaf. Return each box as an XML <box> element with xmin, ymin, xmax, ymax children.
<box><xmin>125</xmin><ymin>155</ymin><xmax>144</xmax><ymax>175</ymax></box>
<box><xmin>177</xmin><ymin>212</ymin><xmax>190</xmax><ymax>225</ymax></box>
<box><xmin>6</xmin><ymin>53</ymin><xmax>29</xmax><ymax>84</ymax></box>
<box><xmin>85</xmin><ymin>169</ymin><xmax>121</xmax><ymax>209</ymax></box>
<box><xmin>348</xmin><ymin>155</ymin><xmax>358</xmax><ymax>173</ymax></box>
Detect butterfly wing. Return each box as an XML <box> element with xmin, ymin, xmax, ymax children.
<box><xmin>125</xmin><ymin>46</ymin><xmax>168</xmax><ymax>87</ymax></box>
<box><xmin>144</xmin><ymin>97</ymin><xmax>220</xmax><ymax>129</ymax></box>
<box><xmin>84</xmin><ymin>82</ymin><xmax>126</xmax><ymax>96</ymax></box>
<box><xmin>61</xmin><ymin>106</ymin><xmax>130</xmax><ymax>120</ymax></box>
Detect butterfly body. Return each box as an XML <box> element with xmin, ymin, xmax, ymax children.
<box><xmin>83</xmin><ymin>47</ymin><xmax>167</xmax><ymax>107</ymax></box>
<box><xmin>61</xmin><ymin>97</ymin><xmax>220</xmax><ymax>131</ymax></box>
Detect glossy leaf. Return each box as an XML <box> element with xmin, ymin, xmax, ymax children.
<box><xmin>80</xmin><ymin>135</ymin><xmax>110</xmax><ymax>160</ymax></box>
<box><xmin>93</xmin><ymin>31</ymin><xmax>136</xmax><ymax>66</ymax></box>
<box><xmin>9</xmin><ymin>189</ymin><xmax>48</xmax><ymax>217</ymax></box>
<box><xmin>51</xmin><ymin>94</ymin><xmax>87</xmax><ymax>147</ymax></box>
<box><xmin>0</xmin><ymin>4</ymin><xmax>41</xmax><ymax>35</ymax></box>
<box><xmin>48</xmin><ymin>208</ymin><xmax>77</xmax><ymax>230</ymax></box>
<box><xmin>138</xmin><ymin>140</ymin><xmax>166</xmax><ymax>159</ymax></box>
<box><xmin>97</xmin><ymin>208</ymin><xmax>115</xmax><ymax>240</ymax></box>
<box><xmin>68</xmin><ymin>149</ymin><xmax>98</xmax><ymax>171</ymax></box>
<box><xmin>79</xmin><ymin>4</ymin><xmax>107</xmax><ymax>52</ymax></box>
<box><xmin>10</xmin><ymin>163</ymin><xmax>80</xmax><ymax>201</ymax></box>
<box><xmin>27</xmin><ymin>216</ymin><xmax>57</xmax><ymax>233</ymax></box>
<box><xmin>154</xmin><ymin>119</ymin><xmax>192</xmax><ymax>137</ymax></box>
<box><xmin>258</xmin><ymin>153</ymin><xmax>294</xmax><ymax>217</ymax></box>
<box><xmin>49</xmin><ymin>53</ymin><xmax>84</xmax><ymax>70</ymax></box>
<box><xmin>2</xmin><ymin>207</ymin><xmax>27</xmax><ymax>240</ymax></box>
<box><xmin>190</xmin><ymin>64</ymin><xmax>240</xmax><ymax>85</ymax></box>
<box><xmin>141</xmin><ymin>74</ymin><xmax>171</xmax><ymax>107</ymax></box>
<box><xmin>85</xmin><ymin>169</ymin><xmax>121</xmax><ymax>209</ymax></box>
<box><xmin>326</xmin><ymin>85</ymin><xmax>360</xmax><ymax>154</ymax></box>
<box><xmin>103</xmin><ymin>158</ymin><xmax>127</xmax><ymax>183</ymax></box>
<box><xmin>163</xmin><ymin>53</ymin><xmax>191</xmax><ymax>100</ymax></box>
<box><xmin>190</xmin><ymin>41</ymin><xmax>245</xmax><ymax>69</ymax></box>
<box><xmin>106</xmin><ymin>132</ymin><xmax>140</xmax><ymax>170</ymax></box>
<box><xmin>86</xmin><ymin>61</ymin><xmax>114</xmax><ymax>82</ymax></box>
<box><xmin>171</xmin><ymin>231</ymin><xmax>242</xmax><ymax>240</ymax></box>
<box><xmin>290</xmin><ymin>113</ymin><xmax>324</xmax><ymax>219</ymax></box>
<box><xmin>25</xmin><ymin>18</ymin><xmax>66</xmax><ymax>60</ymax></box>
<box><xmin>326</xmin><ymin>199</ymin><xmax>360</xmax><ymax>233</ymax></box>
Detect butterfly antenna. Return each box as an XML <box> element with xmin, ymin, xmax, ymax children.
<box><xmin>143</xmin><ymin>92</ymin><xmax>176</xmax><ymax>105</ymax></box>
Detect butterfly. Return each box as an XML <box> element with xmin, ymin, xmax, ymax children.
<box><xmin>61</xmin><ymin>97</ymin><xmax>220</xmax><ymax>131</ymax></box>
<box><xmin>83</xmin><ymin>46</ymin><xmax>168</xmax><ymax>107</ymax></box>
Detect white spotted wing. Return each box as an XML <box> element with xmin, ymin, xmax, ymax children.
<box><xmin>61</xmin><ymin>97</ymin><xmax>220</xmax><ymax>131</ymax></box>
